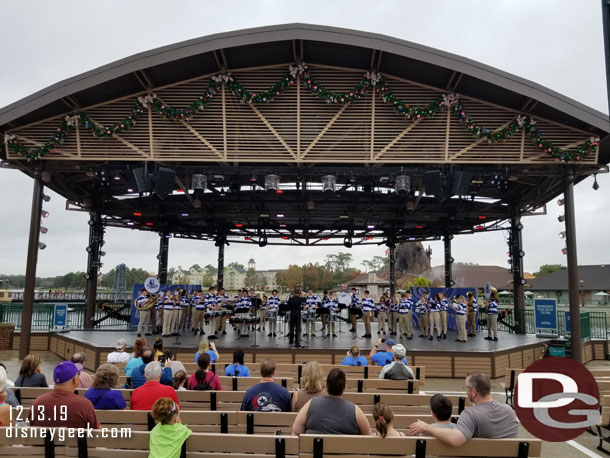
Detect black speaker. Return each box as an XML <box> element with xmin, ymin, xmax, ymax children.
<box><xmin>154</xmin><ymin>167</ymin><xmax>176</xmax><ymax>199</ymax></box>
<box><xmin>451</xmin><ymin>171</ymin><xmax>472</xmax><ymax>196</ymax></box>
<box><xmin>424</xmin><ymin>170</ymin><xmax>444</xmax><ymax>198</ymax></box>
<box><xmin>129</xmin><ymin>168</ymin><xmax>154</xmax><ymax>193</ymax></box>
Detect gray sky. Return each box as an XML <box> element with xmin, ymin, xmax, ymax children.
<box><xmin>0</xmin><ymin>0</ymin><xmax>608</xmax><ymax>278</ymax></box>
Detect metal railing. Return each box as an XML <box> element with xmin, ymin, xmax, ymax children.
<box><xmin>10</xmin><ymin>291</ymin><xmax>128</xmax><ymax>301</ymax></box>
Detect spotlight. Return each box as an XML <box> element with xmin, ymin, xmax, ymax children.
<box><xmin>264</xmin><ymin>174</ymin><xmax>279</xmax><ymax>192</ymax></box>
<box><xmin>250</xmin><ymin>172</ymin><xmax>257</xmax><ymax>183</ymax></box>
<box><xmin>520</xmin><ymin>278</ymin><xmax>527</xmax><ymax>285</ymax></box>
<box><xmin>127</xmin><ymin>188</ymin><xmax>134</xmax><ymax>193</ymax></box>
<box><xmin>558</xmin><ymin>215</ymin><xmax>565</xmax><ymax>223</ymax></box>
<box><xmin>156</xmin><ymin>254</ymin><xmax>162</xmax><ymax>260</ymax></box>
<box><xmin>518</xmin><ymin>250</ymin><xmax>525</xmax><ymax>258</ymax></box>
<box><xmin>395</xmin><ymin>175</ymin><xmax>410</xmax><ymax>194</ymax></box>
<box><xmin>593</xmin><ymin>174</ymin><xmax>600</xmax><ymax>191</ymax></box>
<box><xmin>557</xmin><ymin>199</ymin><xmax>564</xmax><ymax>206</ymax></box>
<box><xmin>258</xmin><ymin>235</ymin><xmax>268</xmax><ymax>247</ymax></box>
<box><xmin>343</xmin><ymin>236</ymin><xmax>353</xmax><ymax>248</ymax></box>
<box><xmin>367</xmin><ymin>225</ymin><xmax>375</xmax><ymax>230</ymax></box>
<box><xmin>516</xmin><ymin>223</ymin><xmax>523</xmax><ymax>231</ymax></box>
<box><xmin>449</xmin><ymin>280</ymin><xmax>456</xmax><ymax>287</ymax></box>
<box><xmin>322</xmin><ymin>175</ymin><xmax>337</xmax><ymax>193</ymax></box>
<box><xmin>41</xmin><ymin>210</ymin><xmax>50</xmax><ymax>218</ymax></box>
<box><xmin>84</xmin><ymin>273</ymin><xmax>91</xmax><ymax>280</ymax></box>
<box><xmin>448</xmin><ymin>257</ymin><xmax>454</xmax><ymax>263</ymax></box>
<box><xmin>113</xmin><ymin>175</ymin><xmax>121</xmax><ymax>181</ymax></box>
<box><xmin>559</xmin><ymin>231</ymin><xmax>566</xmax><ymax>239</ymax></box>
<box><xmin>39</xmin><ymin>226</ymin><xmax>48</xmax><ymax>234</ymax></box>
<box><xmin>86</xmin><ymin>246</ymin><xmax>93</xmax><ymax>253</ymax></box>
<box><xmin>42</xmin><ymin>194</ymin><xmax>51</xmax><ymax>202</ymax></box>
<box><xmin>38</xmin><ymin>242</ymin><xmax>46</xmax><ymax>250</ymax></box>
<box><xmin>561</xmin><ymin>247</ymin><xmax>567</xmax><ymax>255</ymax></box>
<box><xmin>191</xmin><ymin>174</ymin><xmax>207</xmax><ymax>191</ymax></box>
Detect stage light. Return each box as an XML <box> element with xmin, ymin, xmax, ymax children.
<box><xmin>343</xmin><ymin>236</ymin><xmax>353</xmax><ymax>248</ymax></box>
<box><xmin>165</xmin><ymin>234</ymin><xmax>172</xmax><ymax>239</ymax></box>
<box><xmin>127</xmin><ymin>222</ymin><xmax>135</xmax><ymax>226</ymax></box>
<box><xmin>277</xmin><ymin>214</ymin><xmax>284</xmax><ymax>218</ymax></box>
<box><xmin>395</xmin><ymin>175</ymin><xmax>410</xmax><ymax>194</ymax></box>
<box><xmin>561</xmin><ymin>247</ymin><xmax>567</xmax><ymax>255</ymax></box>
<box><xmin>475</xmin><ymin>225</ymin><xmax>484</xmax><ymax>230</ymax></box>
<box><xmin>448</xmin><ymin>257</ymin><xmax>454</xmax><ymax>263</ymax></box>
<box><xmin>84</xmin><ymin>273</ymin><xmax>91</xmax><ymax>280</ymax></box>
<box><xmin>42</xmin><ymin>194</ymin><xmax>51</xmax><ymax>202</ymax></box>
<box><xmin>127</xmin><ymin>188</ymin><xmax>134</xmax><ymax>193</ymax></box>
<box><xmin>408</xmin><ymin>237</ymin><xmax>416</xmax><ymax>241</ymax></box>
<box><xmin>281</xmin><ymin>236</ymin><xmax>289</xmax><ymax>240</ymax></box>
<box><xmin>113</xmin><ymin>175</ymin><xmax>121</xmax><ymax>181</ymax></box>
<box><xmin>86</xmin><ymin>246</ymin><xmax>93</xmax><ymax>253</ymax></box>
<box><xmin>38</xmin><ymin>242</ymin><xmax>46</xmax><ymax>250</ymax></box>
<box><xmin>191</xmin><ymin>174</ymin><xmax>207</xmax><ymax>191</ymax></box>
<box><xmin>235</xmin><ymin>223</ymin><xmax>243</xmax><ymax>228</ymax></box>
<box><xmin>250</xmin><ymin>172</ymin><xmax>257</xmax><ymax>183</ymax></box>
<box><xmin>559</xmin><ymin>231</ymin><xmax>566</xmax><ymax>239</ymax></box>
<box><xmin>264</xmin><ymin>174</ymin><xmax>279</xmax><ymax>192</ymax></box>
<box><xmin>520</xmin><ymin>278</ymin><xmax>526</xmax><ymax>285</ymax></box>
<box><xmin>449</xmin><ymin>280</ymin><xmax>456</xmax><ymax>287</ymax></box>
<box><xmin>557</xmin><ymin>199</ymin><xmax>564</xmax><ymax>206</ymax></box>
<box><xmin>41</xmin><ymin>210</ymin><xmax>50</xmax><ymax>218</ymax></box>
<box><xmin>516</xmin><ymin>223</ymin><xmax>523</xmax><ymax>230</ymax></box>
<box><xmin>279</xmin><ymin>224</ymin><xmax>287</xmax><ymax>228</ymax></box>
<box><xmin>322</xmin><ymin>175</ymin><xmax>337</xmax><ymax>193</ymax></box>
<box><xmin>416</xmin><ymin>225</ymin><xmax>423</xmax><ymax>229</ymax></box>
<box><xmin>276</xmin><ymin>189</ymin><xmax>284</xmax><ymax>195</ymax></box>
<box><xmin>558</xmin><ymin>215</ymin><xmax>565</xmax><ymax>223</ymax></box>
<box><xmin>478</xmin><ymin>216</ymin><xmax>487</xmax><ymax>220</ymax></box>
<box><xmin>146</xmin><ymin>222</ymin><xmax>153</xmax><ymax>226</ymax></box>
<box><xmin>593</xmin><ymin>174</ymin><xmax>600</xmax><ymax>191</ymax></box>
<box><xmin>133</xmin><ymin>212</ymin><xmax>142</xmax><ymax>216</ymax></box>
<box><xmin>518</xmin><ymin>250</ymin><xmax>525</xmax><ymax>257</ymax></box>
<box><xmin>258</xmin><ymin>235</ymin><xmax>268</xmax><ymax>247</ymax></box>
<box><xmin>181</xmin><ymin>213</ymin><xmax>189</xmax><ymax>217</ymax></box>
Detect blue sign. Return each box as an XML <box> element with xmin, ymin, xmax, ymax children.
<box><xmin>53</xmin><ymin>304</ymin><xmax>67</xmax><ymax>328</ymax></box>
<box><xmin>130</xmin><ymin>284</ymin><xmax>201</xmax><ymax>326</ymax></box>
<box><xmin>534</xmin><ymin>298</ymin><xmax>557</xmax><ymax>331</ymax></box>
<box><xmin>565</xmin><ymin>311</ymin><xmax>571</xmax><ymax>333</ymax></box>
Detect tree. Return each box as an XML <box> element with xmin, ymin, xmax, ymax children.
<box><xmin>277</xmin><ymin>265</ymin><xmax>304</xmax><ymax>291</ymax></box>
<box><xmin>361</xmin><ymin>260</ymin><xmax>375</xmax><ymax>273</ymax></box>
<box><xmin>533</xmin><ymin>264</ymin><xmax>566</xmax><ymax>277</ymax></box>
<box><xmin>408</xmin><ymin>276</ymin><xmax>432</xmax><ymax>288</ymax></box>
<box><xmin>335</xmin><ymin>252</ymin><xmax>353</xmax><ymax>271</ymax></box>
<box><xmin>189</xmin><ymin>264</ymin><xmax>202</xmax><ymax>272</ymax></box>
<box><xmin>245</xmin><ymin>268</ymin><xmax>258</xmax><ymax>288</ymax></box>
<box><xmin>371</xmin><ymin>256</ymin><xmax>389</xmax><ymax>271</ymax></box>
<box><xmin>228</xmin><ymin>262</ymin><xmax>245</xmax><ymax>272</ymax></box>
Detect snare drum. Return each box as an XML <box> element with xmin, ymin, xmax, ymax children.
<box><xmin>327</xmin><ymin>313</ymin><xmax>337</xmax><ymax>322</ymax></box>
<box><xmin>204</xmin><ymin>311</ymin><xmax>215</xmax><ymax>319</ymax></box>
<box><xmin>305</xmin><ymin>310</ymin><xmax>316</xmax><ymax>320</ymax></box>
<box><xmin>267</xmin><ymin>310</ymin><xmax>278</xmax><ymax>320</ymax></box>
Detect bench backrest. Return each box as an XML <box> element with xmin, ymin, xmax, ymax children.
<box><xmin>344</xmin><ymin>378</ymin><xmax>420</xmax><ymax>394</ymax></box>
<box><xmin>504</xmin><ymin>368</ymin><xmax>524</xmax><ymax>390</ymax></box>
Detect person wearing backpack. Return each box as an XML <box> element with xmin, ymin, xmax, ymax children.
<box><xmin>187</xmin><ymin>353</ymin><xmax>222</xmax><ymax>391</ymax></box>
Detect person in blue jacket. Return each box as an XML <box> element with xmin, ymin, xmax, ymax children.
<box><xmin>341</xmin><ymin>345</ymin><xmax>368</xmax><ymax>366</ymax></box>
<box><xmin>369</xmin><ymin>338</ymin><xmax>408</xmax><ymax>366</ymax></box>
<box><xmin>225</xmin><ymin>349</ymin><xmax>251</xmax><ymax>377</ymax></box>
<box><xmin>130</xmin><ymin>348</ymin><xmax>173</xmax><ymax>389</ymax></box>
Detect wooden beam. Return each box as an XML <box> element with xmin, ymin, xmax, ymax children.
<box><xmin>179</xmin><ymin>119</ymin><xmax>224</xmax><ymax>159</ymax></box>
<box><xmin>373</xmin><ymin>119</ymin><xmax>422</xmax><ymax>161</ymax></box>
<box><xmin>248</xmin><ymin>103</ymin><xmax>297</xmax><ymax>160</ymax></box>
<box><xmin>301</xmin><ymin>104</ymin><xmax>349</xmax><ymax>159</ymax></box>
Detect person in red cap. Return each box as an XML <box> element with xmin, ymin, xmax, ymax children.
<box><xmin>29</xmin><ymin>361</ymin><xmax>100</xmax><ymax>429</ymax></box>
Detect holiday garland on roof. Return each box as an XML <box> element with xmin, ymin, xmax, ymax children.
<box><xmin>3</xmin><ymin>63</ymin><xmax>599</xmax><ymax>162</ymax></box>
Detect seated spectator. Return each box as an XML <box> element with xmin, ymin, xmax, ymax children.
<box><xmin>71</xmin><ymin>353</ymin><xmax>93</xmax><ymax>388</ymax></box>
<box><xmin>187</xmin><ymin>353</ymin><xmax>222</xmax><ymax>390</ymax></box>
<box><xmin>292</xmin><ymin>361</ymin><xmax>324</xmax><ymax>412</ymax></box>
<box><xmin>409</xmin><ymin>372</ymin><xmax>518</xmax><ymax>445</ymax></box>
<box><xmin>149</xmin><ymin>397</ymin><xmax>192</xmax><ymax>458</ymax></box>
<box><xmin>373</xmin><ymin>402</ymin><xmax>403</xmax><ymax>437</ymax></box>
<box><xmin>0</xmin><ymin>363</ymin><xmax>19</xmax><ymax>407</ymax></box>
<box><xmin>131</xmin><ymin>362</ymin><xmax>180</xmax><ymax>411</ymax></box>
<box><xmin>107</xmin><ymin>338</ymin><xmax>131</xmax><ymax>363</ymax></box>
<box><xmin>164</xmin><ymin>349</ymin><xmax>186</xmax><ymax>377</ymax></box>
<box><xmin>173</xmin><ymin>371</ymin><xmax>187</xmax><ymax>391</ymax></box>
<box><xmin>194</xmin><ymin>339</ymin><xmax>219</xmax><ymax>363</ymax></box>
<box><xmin>369</xmin><ymin>339</ymin><xmax>407</xmax><ymax>366</ymax></box>
<box><xmin>241</xmin><ymin>358</ymin><xmax>291</xmax><ymax>412</ymax></box>
<box><xmin>84</xmin><ymin>363</ymin><xmax>127</xmax><ymax>410</ymax></box>
<box><xmin>29</xmin><ymin>361</ymin><xmax>100</xmax><ymax>428</ymax></box>
<box><xmin>429</xmin><ymin>393</ymin><xmax>456</xmax><ymax>429</ymax></box>
<box><xmin>224</xmin><ymin>349</ymin><xmax>250</xmax><ymax>377</ymax></box>
<box><xmin>379</xmin><ymin>344</ymin><xmax>414</xmax><ymax>380</ymax></box>
<box><xmin>14</xmin><ymin>354</ymin><xmax>48</xmax><ymax>387</ymax></box>
<box><xmin>292</xmin><ymin>368</ymin><xmax>370</xmax><ymax>435</ymax></box>
<box><xmin>341</xmin><ymin>346</ymin><xmax>368</xmax><ymax>366</ymax></box>
<box><xmin>131</xmin><ymin>348</ymin><xmax>173</xmax><ymax>389</ymax></box>
<box><xmin>0</xmin><ymin>367</ymin><xmax>13</xmax><ymax>425</ymax></box>
<box><xmin>154</xmin><ymin>338</ymin><xmax>165</xmax><ymax>361</ymax></box>
<box><xmin>125</xmin><ymin>338</ymin><xmax>147</xmax><ymax>379</ymax></box>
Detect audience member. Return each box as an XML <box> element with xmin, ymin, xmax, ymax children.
<box><xmin>131</xmin><ymin>362</ymin><xmax>180</xmax><ymax>411</ymax></box>
<box><xmin>409</xmin><ymin>372</ymin><xmax>518</xmax><ymax>445</ymax></box>
<box><xmin>107</xmin><ymin>338</ymin><xmax>131</xmax><ymax>363</ymax></box>
<box><xmin>292</xmin><ymin>361</ymin><xmax>325</xmax><ymax>412</ymax></box>
<box><xmin>173</xmin><ymin>371</ymin><xmax>187</xmax><ymax>391</ymax></box>
<box><xmin>224</xmin><ymin>349</ymin><xmax>250</xmax><ymax>377</ymax></box>
<box><xmin>428</xmin><ymin>393</ymin><xmax>456</xmax><ymax>428</ymax></box>
<box><xmin>14</xmin><ymin>354</ymin><xmax>48</xmax><ymax>387</ymax></box>
<box><xmin>0</xmin><ymin>367</ymin><xmax>12</xmax><ymax>425</ymax></box>
<box><xmin>241</xmin><ymin>358</ymin><xmax>291</xmax><ymax>412</ymax></box>
<box><xmin>341</xmin><ymin>346</ymin><xmax>368</xmax><ymax>366</ymax></box>
<box><xmin>131</xmin><ymin>347</ymin><xmax>173</xmax><ymax>389</ymax></box>
<box><xmin>187</xmin><ymin>353</ymin><xmax>222</xmax><ymax>390</ymax></box>
<box><xmin>0</xmin><ymin>363</ymin><xmax>20</xmax><ymax>407</ymax></box>
<box><xmin>154</xmin><ymin>338</ymin><xmax>165</xmax><ymax>361</ymax></box>
<box><xmin>125</xmin><ymin>337</ymin><xmax>146</xmax><ymax>378</ymax></box>
<box><xmin>292</xmin><ymin>368</ymin><xmax>370</xmax><ymax>435</ymax></box>
<box><xmin>149</xmin><ymin>397</ymin><xmax>192</xmax><ymax>458</ymax></box>
<box><xmin>71</xmin><ymin>353</ymin><xmax>93</xmax><ymax>388</ymax></box>
<box><xmin>164</xmin><ymin>349</ymin><xmax>187</xmax><ymax>376</ymax></box>
<box><xmin>378</xmin><ymin>344</ymin><xmax>414</xmax><ymax>380</ymax></box>
<box><xmin>369</xmin><ymin>339</ymin><xmax>407</xmax><ymax>366</ymax></box>
<box><xmin>29</xmin><ymin>361</ymin><xmax>100</xmax><ymax>428</ymax></box>
<box><xmin>194</xmin><ymin>339</ymin><xmax>219</xmax><ymax>363</ymax></box>
<box><xmin>84</xmin><ymin>363</ymin><xmax>127</xmax><ymax>410</ymax></box>
<box><xmin>373</xmin><ymin>402</ymin><xmax>403</xmax><ymax>437</ymax></box>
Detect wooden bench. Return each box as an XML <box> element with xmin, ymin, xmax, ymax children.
<box><xmin>503</xmin><ymin>368</ymin><xmax>523</xmax><ymax>408</ymax></box>
<box><xmin>344</xmin><ymin>378</ymin><xmax>419</xmax><ymax>394</ymax></box>
<box><xmin>342</xmin><ymin>392</ymin><xmax>470</xmax><ymax>414</ymax></box>
<box><xmin>299</xmin><ymin>434</ymin><xmax>542</xmax><ymax>457</ymax></box>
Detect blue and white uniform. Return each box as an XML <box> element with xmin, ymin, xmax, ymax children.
<box><xmin>361</xmin><ymin>296</ymin><xmax>375</xmax><ymax>313</ymax></box>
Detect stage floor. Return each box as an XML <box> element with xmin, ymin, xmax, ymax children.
<box><xmin>58</xmin><ymin>322</ymin><xmax>546</xmax><ymax>353</ymax></box>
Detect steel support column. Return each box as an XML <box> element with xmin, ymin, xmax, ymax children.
<box><xmin>564</xmin><ymin>171</ymin><xmax>582</xmax><ymax>362</ymax></box>
<box><xmin>216</xmin><ymin>237</ymin><xmax>225</xmax><ymax>290</ymax></box>
<box><xmin>158</xmin><ymin>235</ymin><xmax>169</xmax><ymax>284</ymax></box>
<box><xmin>443</xmin><ymin>235</ymin><xmax>454</xmax><ymax>288</ymax></box>
<box><xmin>84</xmin><ymin>211</ymin><xmax>103</xmax><ymax>328</ymax></box>
<box><xmin>19</xmin><ymin>175</ymin><xmax>43</xmax><ymax>359</ymax></box>
<box><xmin>389</xmin><ymin>244</ymin><xmax>396</xmax><ymax>297</ymax></box>
<box><xmin>510</xmin><ymin>206</ymin><xmax>526</xmax><ymax>335</ymax></box>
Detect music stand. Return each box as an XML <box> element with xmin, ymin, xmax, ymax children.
<box><xmin>250</xmin><ymin>317</ymin><xmax>260</xmax><ymax>348</ymax></box>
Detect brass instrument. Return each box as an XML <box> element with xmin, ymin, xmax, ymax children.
<box><xmin>135</xmin><ymin>293</ymin><xmax>161</xmax><ymax>311</ymax></box>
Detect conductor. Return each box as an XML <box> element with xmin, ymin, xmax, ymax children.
<box><xmin>288</xmin><ymin>289</ymin><xmax>306</xmax><ymax>347</ymax></box>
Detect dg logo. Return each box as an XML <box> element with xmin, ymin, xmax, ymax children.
<box><xmin>514</xmin><ymin>356</ymin><xmax>600</xmax><ymax>441</ymax></box>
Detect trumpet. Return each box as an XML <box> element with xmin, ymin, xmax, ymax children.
<box><xmin>135</xmin><ymin>293</ymin><xmax>161</xmax><ymax>311</ymax></box>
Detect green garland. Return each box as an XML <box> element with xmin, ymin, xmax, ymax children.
<box><xmin>3</xmin><ymin>64</ymin><xmax>599</xmax><ymax>162</ymax></box>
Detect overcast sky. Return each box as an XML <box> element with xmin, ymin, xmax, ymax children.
<box><xmin>0</xmin><ymin>0</ymin><xmax>608</xmax><ymax>278</ymax></box>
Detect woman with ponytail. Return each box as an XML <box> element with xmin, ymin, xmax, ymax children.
<box><xmin>149</xmin><ymin>397</ymin><xmax>192</xmax><ymax>458</ymax></box>
<box><xmin>372</xmin><ymin>402</ymin><xmax>403</xmax><ymax>437</ymax></box>
<box><xmin>187</xmin><ymin>353</ymin><xmax>222</xmax><ymax>391</ymax></box>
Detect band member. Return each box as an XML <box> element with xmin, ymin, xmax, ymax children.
<box><xmin>288</xmin><ymin>290</ymin><xmax>305</xmax><ymax>347</ymax></box>
<box><xmin>388</xmin><ymin>293</ymin><xmax>399</xmax><ymax>336</ymax></box>
<box><xmin>361</xmin><ymin>290</ymin><xmax>375</xmax><ymax>338</ymax></box>
<box><xmin>161</xmin><ymin>290</ymin><xmax>174</xmax><ymax>337</ymax></box>
<box><xmin>236</xmin><ymin>289</ymin><xmax>252</xmax><ymax>336</ymax></box>
<box><xmin>376</xmin><ymin>293</ymin><xmax>388</xmax><ymax>335</ymax></box>
<box><xmin>439</xmin><ymin>292</ymin><xmax>449</xmax><ymax>340</ymax></box>
<box><xmin>267</xmin><ymin>290</ymin><xmax>281</xmax><ymax>337</ymax></box>
<box><xmin>155</xmin><ymin>293</ymin><xmax>164</xmax><ymax>334</ymax></box>
<box><xmin>249</xmin><ymin>289</ymin><xmax>261</xmax><ymax>332</ymax></box>
<box><xmin>215</xmin><ymin>288</ymin><xmax>230</xmax><ymax>335</ymax></box>
<box><xmin>204</xmin><ymin>286</ymin><xmax>217</xmax><ymax>336</ymax></box>
<box><xmin>466</xmin><ymin>291</ymin><xmax>478</xmax><ymax>337</ymax></box>
<box><xmin>259</xmin><ymin>295</ymin><xmax>268</xmax><ymax>332</ymax></box>
<box><xmin>325</xmin><ymin>292</ymin><xmax>338</xmax><ymax>337</ymax></box>
<box><xmin>172</xmin><ymin>291</ymin><xmax>182</xmax><ymax>336</ymax></box>
<box><xmin>417</xmin><ymin>293</ymin><xmax>429</xmax><ymax>338</ymax></box>
<box><xmin>349</xmin><ymin>287</ymin><xmax>361</xmax><ymax>332</ymax></box>
<box><xmin>136</xmin><ymin>289</ymin><xmax>151</xmax><ymax>337</ymax></box>
<box><xmin>398</xmin><ymin>291</ymin><xmax>414</xmax><ymax>339</ymax></box>
<box><xmin>180</xmin><ymin>290</ymin><xmax>190</xmax><ymax>331</ymax></box>
<box><xmin>452</xmin><ymin>295</ymin><xmax>467</xmax><ymax>342</ymax></box>
<box><xmin>192</xmin><ymin>290</ymin><xmax>205</xmax><ymax>335</ymax></box>
<box><xmin>304</xmin><ymin>289</ymin><xmax>320</xmax><ymax>337</ymax></box>
<box><xmin>484</xmin><ymin>289</ymin><xmax>499</xmax><ymax>341</ymax></box>
<box><xmin>318</xmin><ymin>290</ymin><xmax>330</xmax><ymax>333</ymax></box>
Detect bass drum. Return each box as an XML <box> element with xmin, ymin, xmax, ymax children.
<box><xmin>337</xmin><ymin>292</ymin><xmax>352</xmax><ymax>310</ymax></box>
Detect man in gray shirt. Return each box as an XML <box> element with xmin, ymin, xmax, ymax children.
<box><xmin>409</xmin><ymin>372</ymin><xmax>517</xmax><ymax>446</ymax></box>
